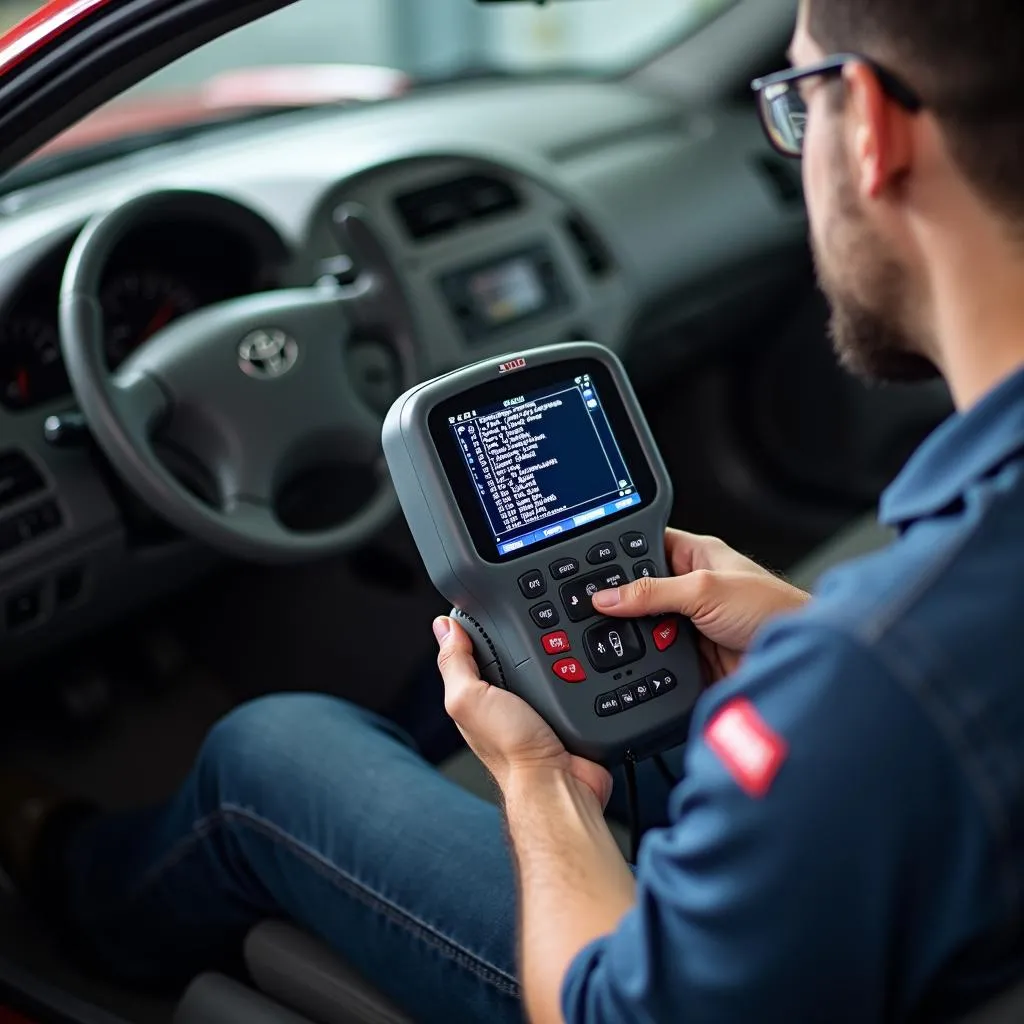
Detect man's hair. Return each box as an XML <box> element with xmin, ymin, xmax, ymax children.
<box><xmin>807</xmin><ymin>0</ymin><xmax>1024</xmax><ymax>221</ymax></box>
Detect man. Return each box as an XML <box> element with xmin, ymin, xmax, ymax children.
<box><xmin>5</xmin><ymin>0</ymin><xmax>1024</xmax><ymax>1019</ymax></box>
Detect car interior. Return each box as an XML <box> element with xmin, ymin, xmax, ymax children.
<box><xmin>0</xmin><ymin>0</ymin><xmax>1016</xmax><ymax>1021</ymax></box>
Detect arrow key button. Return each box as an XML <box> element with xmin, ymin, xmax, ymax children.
<box><xmin>646</xmin><ymin>669</ymin><xmax>678</xmax><ymax>697</ymax></box>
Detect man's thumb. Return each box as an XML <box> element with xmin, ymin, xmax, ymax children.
<box><xmin>592</xmin><ymin>571</ymin><xmax>713</xmax><ymax>619</ymax></box>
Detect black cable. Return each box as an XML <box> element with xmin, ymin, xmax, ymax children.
<box><xmin>624</xmin><ymin>753</ymin><xmax>640</xmax><ymax>864</ymax></box>
<box><xmin>653</xmin><ymin>753</ymin><xmax>680</xmax><ymax>788</ymax></box>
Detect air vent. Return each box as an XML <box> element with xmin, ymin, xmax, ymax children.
<box><xmin>565</xmin><ymin>213</ymin><xmax>614</xmax><ymax>278</ymax></box>
<box><xmin>0</xmin><ymin>450</ymin><xmax>44</xmax><ymax>510</ymax></box>
<box><xmin>394</xmin><ymin>174</ymin><xmax>521</xmax><ymax>241</ymax></box>
<box><xmin>753</xmin><ymin>154</ymin><xmax>804</xmax><ymax>206</ymax></box>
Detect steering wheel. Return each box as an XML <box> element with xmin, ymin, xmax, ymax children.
<box><xmin>59</xmin><ymin>190</ymin><xmax>417</xmax><ymax>563</ymax></box>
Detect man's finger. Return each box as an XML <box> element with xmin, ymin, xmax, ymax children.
<box><xmin>433</xmin><ymin>618</ymin><xmax>486</xmax><ymax>719</ymax></box>
<box><xmin>663</xmin><ymin>529</ymin><xmax>702</xmax><ymax>575</ymax></box>
<box><xmin>664</xmin><ymin>528</ymin><xmax>737</xmax><ymax>576</ymax></box>
<box><xmin>592</xmin><ymin>570</ymin><xmax>714</xmax><ymax>619</ymax></box>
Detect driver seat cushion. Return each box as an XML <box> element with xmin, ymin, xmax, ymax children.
<box><xmin>245</xmin><ymin>921</ymin><xmax>412</xmax><ymax>1024</ymax></box>
<box><xmin>175</xmin><ymin>972</ymin><xmax>315</xmax><ymax>1024</ymax></box>
<box><xmin>959</xmin><ymin>979</ymin><xmax>1024</xmax><ymax>1023</ymax></box>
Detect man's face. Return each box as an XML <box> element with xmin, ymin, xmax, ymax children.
<box><xmin>794</xmin><ymin>3</ymin><xmax>936</xmax><ymax>382</ymax></box>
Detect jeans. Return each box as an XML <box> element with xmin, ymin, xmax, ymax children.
<box><xmin>61</xmin><ymin>694</ymin><xmax>678</xmax><ymax>1024</ymax></box>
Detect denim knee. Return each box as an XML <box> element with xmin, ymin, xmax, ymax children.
<box><xmin>193</xmin><ymin>694</ymin><xmax>415</xmax><ymax>812</ymax></box>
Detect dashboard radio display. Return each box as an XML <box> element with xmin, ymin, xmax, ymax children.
<box><xmin>467</xmin><ymin>257</ymin><xmax>547</xmax><ymax>327</ymax></box>
<box><xmin>440</xmin><ymin>245</ymin><xmax>568</xmax><ymax>342</ymax></box>
<box><xmin>447</xmin><ymin>373</ymin><xmax>642</xmax><ymax>558</ymax></box>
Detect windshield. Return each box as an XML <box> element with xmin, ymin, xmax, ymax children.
<box><xmin>3</xmin><ymin>0</ymin><xmax>731</xmax><ymax>89</ymax></box>
<box><xmin>139</xmin><ymin>0</ymin><xmax>730</xmax><ymax>82</ymax></box>
<box><xmin>0</xmin><ymin>0</ymin><xmax>732</xmax><ymax>181</ymax></box>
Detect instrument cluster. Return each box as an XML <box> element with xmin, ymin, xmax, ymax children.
<box><xmin>0</xmin><ymin>218</ymin><xmax>269</xmax><ymax>411</ymax></box>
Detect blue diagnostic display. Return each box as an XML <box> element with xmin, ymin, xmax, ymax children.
<box><xmin>449</xmin><ymin>374</ymin><xmax>641</xmax><ymax>558</ymax></box>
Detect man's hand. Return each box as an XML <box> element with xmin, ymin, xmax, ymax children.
<box><xmin>593</xmin><ymin>529</ymin><xmax>809</xmax><ymax>681</ymax></box>
<box><xmin>435</xmin><ymin>618</ymin><xmax>634</xmax><ymax>1024</ymax></box>
<box><xmin>433</xmin><ymin>617</ymin><xmax>613</xmax><ymax>806</ymax></box>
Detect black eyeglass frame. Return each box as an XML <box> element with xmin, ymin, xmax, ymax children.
<box><xmin>750</xmin><ymin>53</ymin><xmax>923</xmax><ymax>158</ymax></box>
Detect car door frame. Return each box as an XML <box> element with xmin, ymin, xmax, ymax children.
<box><xmin>0</xmin><ymin>0</ymin><xmax>298</xmax><ymax>173</ymax></box>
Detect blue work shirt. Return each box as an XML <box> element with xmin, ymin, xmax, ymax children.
<box><xmin>563</xmin><ymin>365</ymin><xmax>1024</xmax><ymax>1023</ymax></box>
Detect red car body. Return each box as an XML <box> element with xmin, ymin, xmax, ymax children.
<box><xmin>0</xmin><ymin>0</ymin><xmax>409</xmax><ymax>160</ymax></box>
<box><xmin>0</xmin><ymin>0</ymin><xmax>113</xmax><ymax>73</ymax></box>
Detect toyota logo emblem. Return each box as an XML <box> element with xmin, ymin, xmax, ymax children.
<box><xmin>238</xmin><ymin>329</ymin><xmax>299</xmax><ymax>379</ymax></box>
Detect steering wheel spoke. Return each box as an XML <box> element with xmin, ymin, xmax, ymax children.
<box><xmin>334</xmin><ymin>397</ymin><xmax>386</xmax><ymax>461</ymax></box>
<box><xmin>216</xmin><ymin>433</ymin><xmax>285</xmax><ymax>509</ymax></box>
<box><xmin>222</xmin><ymin>479</ymin><xmax>399</xmax><ymax>561</ymax></box>
<box><xmin>222</xmin><ymin>496</ymin><xmax>294</xmax><ymax>547</ymax></box>
<box><xmin>109</xmin><ymin>371</ymin><xmax>169</xmax><ymax>437</ymax></box>
<box><xmin>331</xmin><ymin>204</ymin><xmax>418</xmax><ymax>342</ymax></box>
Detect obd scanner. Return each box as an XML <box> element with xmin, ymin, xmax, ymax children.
<box><xmin>383</xmin><ymin>342</ymin><xmax>702</xmax><ymax>766</ymax></box>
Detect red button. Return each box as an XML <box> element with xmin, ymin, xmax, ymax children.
<box><xmin>541</xmin><ymin>631</ymin><xmax>571</xmax><ymax>655</ymax></box>
<box><xmin>552</xmin><ymin>658</ymin><xmax>587</xmax><ymax>683</ymax></box>
<box><xmin>652</xmin><ymin>618</ymin><xmax>678</xmax><ymax>652</ymax></box>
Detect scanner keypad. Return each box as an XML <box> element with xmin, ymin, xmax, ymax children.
<box><xmin>518</xmin><ymin>570</ymin><xmax>547</xmax><ymax>599</ymax></box>
<box><xmin>583</xmin><ymin>620</ymin><xmax>644</xmax><ymax>671</ymax></box>
<box><xmin>530</xmin><ymin>602</ymin><xmax>559</xmax><ymax>628</ymax></box>
<box><xmin>596</xmin><ymin>669</ymin><xmax>677</xmax><ymax>717</ymax></box>
<box><xmin>586</xmin><ymin>541</ymin><xmax>617</xmax><ymax>565</ymax></box>
<box><xmin>552</xmin><ymin>658</ymin><xmax>587</xmax><ymax>683</ymax></box>
<box><xmin>524</xmin><ymin>542</ymin><xmax>681</xmax><ymax>720</ymax></box>
<box><xmin>620</xmin><ymin>532</ymin><xmax>649</xmax><ymax>557</ymax></box>
<box><xmin>549</xmin><ymin>557</ymin><xmax>580</xmax><ymax>581</ymax></box>
<box><xmin>541</xmin><ymin>630</ymin><xmax>572</xmax><ymax>655</ymax></box>
<box><xmin>559</xmin><ymin>565</ymin><xmax>628</xmax><ymax>622</ymax></box>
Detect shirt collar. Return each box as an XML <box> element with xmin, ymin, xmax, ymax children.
<box><xmin>880</xmin><ymin>364</ymin><xmax>1024</xmax><ymax>527</ymax></box>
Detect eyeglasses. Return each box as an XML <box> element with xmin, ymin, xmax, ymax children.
<box><xmin>750</xmin><ymin>54</ymin><xmax>923</xmax><ymax>158</ymax></box>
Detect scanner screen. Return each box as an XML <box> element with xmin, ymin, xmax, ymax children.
<box><xmin>447</xmin><ymin>373</ymin><xmax>642</xmax><ymax>557</ymax></box>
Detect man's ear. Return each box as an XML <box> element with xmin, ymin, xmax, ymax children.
<box><xmin>843</xmin><ymin>61</ymin><xmax>914</xmax><ymax>199</ymax></box>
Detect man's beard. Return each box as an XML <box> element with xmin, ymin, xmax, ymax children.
<box><xmin>812</xmin><ymin>148</ymin><xmax>939</xmax><ymax>384</ymax></box>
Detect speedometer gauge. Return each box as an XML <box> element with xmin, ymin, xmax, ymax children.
<box><xmin>102</xmin><ymin>271</ymin><xmax>199</xmax><ymax>367</ymax></box>
<box><xmin>0</xmin><ymin>316</ymin><xmax>68</xmax><ymax>411</ymax></box>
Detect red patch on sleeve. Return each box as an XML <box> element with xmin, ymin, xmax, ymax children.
<box><xmin>704</xmin><ymin>698</ymin><xmax>788</xmax><ymax>798</ymax></box>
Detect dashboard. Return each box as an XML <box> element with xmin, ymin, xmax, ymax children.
<box><xmin>0</xmin><ymin>76</ymin><xmax>808</xmax><ymax>669</ymax></box>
